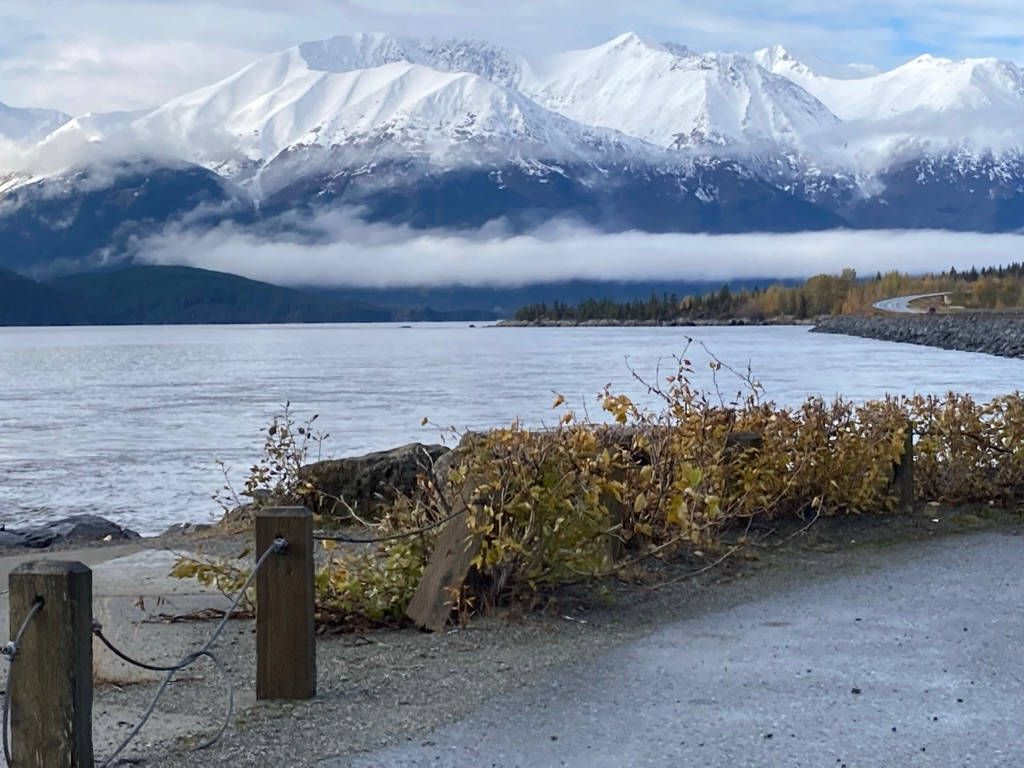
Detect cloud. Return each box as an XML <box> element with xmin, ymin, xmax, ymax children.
<box><xmin>1</xmin><ymin>1</ymin><xmax>1023</xmax><ymax>114</ymax></box>
<box><xmin>135</xmin><ymin>210</ymin><xmax>1024</xmax><ymax>288</ymax></box>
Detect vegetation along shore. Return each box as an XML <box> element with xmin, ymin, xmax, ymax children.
<box><xmin>508</xmin><ymin>263</ymin><xmax>1024</xmax><ymax>325</ymax></box>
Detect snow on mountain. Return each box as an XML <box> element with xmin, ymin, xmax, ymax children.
<box><xmin>521</xmin><ymin>33</ymin><xmax>840</xmax><ymax>151</ymax></box>
<box><xmin>757</xmin><ymin>46</ymin><xmax>1024</xmax><ymax>124</ymax></box>
<box><xmin>293</xmin><ymin>32</ymin><xmax>843</xmax><ymax>154</ymax></box>
<box><xmin>756</xmin><ymin>46</ymin><xmax>1024</xmax><ymax>168</ymax></box>
<box><xmin>126</xmin><ymin>44</ymin><xmax>653</xmax><ymax>195</ymax></box>
<box><xmin>0</xmin><ymin>101</ymin><xmax>70</xmax><ymax>146</ymax></box>
<box><xmin>753</xmin><ymin>46</ymin><xmax>878</xmax><ymax>82</ymax></box>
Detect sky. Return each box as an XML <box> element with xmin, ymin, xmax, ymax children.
<box><xmin>1</xmin><ymin>0</ymin><xmax>1024</xmax><ymax>114</ymax></box>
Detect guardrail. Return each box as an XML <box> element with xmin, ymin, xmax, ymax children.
<box><xmin>1</xmin><ymin>507</ymin><xmax>316</xmax><ymax>767</ymax></box>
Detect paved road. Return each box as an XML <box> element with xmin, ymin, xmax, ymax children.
<box><xmin>323</xmin><ymin>531</ymin><xmax>1024</xmax><ymax>768</ymax></box>
<box><xmin>872</xmin><ymin>292</ymin><xmax>950</xmax><ymax>313</ymax></box>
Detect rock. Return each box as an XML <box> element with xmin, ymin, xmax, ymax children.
<box><xmin>432</xmin><ymin>433</ymin><xmax>478</xmax><ymax>489</ymax></box>
<box><xmin>160</xmin><ymin>522</ymin><xmax>214</xmax><ymax>537</ymax></box>
<box><xmin>812</xmin><ymin>313</ymin><xmax>1024</xmax><ymax>359</ymax></box>
<box><xmin>299</xmin><ymin>443</ymin><xmax>450</xmax><ymax>519</ymax></box>
<box><xmin>0</xmin><ymin>530</ymin><xmax>27</xmax><ymax>547</ymax></box>
<box><xmin>14</xmin><ymin>514</ymin><xmax>140</xmax><ymax>549</ymax></box>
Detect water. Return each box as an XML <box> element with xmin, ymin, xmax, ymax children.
<box><xmin>2</xmin><ymin>323</ymin><xmax>1022</xmax><ymax>535</ymax></box>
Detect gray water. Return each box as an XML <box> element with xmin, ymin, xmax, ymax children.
<box><xmin>2</xmin><ymin>323</ymin><xmax>1022</xmax><ymax>535</ymax></box>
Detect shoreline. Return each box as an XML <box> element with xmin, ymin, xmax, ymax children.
<box><xmin>496</xmin><ymin>317</ymin><xmax>817</xmax><ymax>328</ymax></box>
<box><xmin>498</xmin><ymin>311</ymin><xmax>1024</xmax><ymax>362</ymax></box>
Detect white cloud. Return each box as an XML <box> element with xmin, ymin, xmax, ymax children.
<box><xmin>135</xmin><ymin>211</ymin><xmax>1024</xmax><ymax>288</ymax></box>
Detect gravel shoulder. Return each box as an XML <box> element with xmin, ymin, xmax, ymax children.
<box><xmin>3</xmin><ymin>508</ymin><xmax>1020</xmax><ymax>766</ymax></box>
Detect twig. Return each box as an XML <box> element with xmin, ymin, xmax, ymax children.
<box><xmin>646</xmin><ymin>545</ymin><xmax>740</xmax><ymax>590</ymax></box>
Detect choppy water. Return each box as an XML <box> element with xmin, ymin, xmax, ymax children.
<box><xmin>2</xmin><ymin>323</ymin><xmax>1022</xmax><ymax>535</ymax></box>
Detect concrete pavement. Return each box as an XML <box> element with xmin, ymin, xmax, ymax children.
<box><xmin>323</xmin><ymin>530</ymin><xmax>1024</xmax><ymax>768</ymax></box>
<box><xmin>872</xmin><ymin>293</ymin><xmax>951</xmax><ymax>313</ymax></box>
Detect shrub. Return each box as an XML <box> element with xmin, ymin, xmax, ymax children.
<box><xmin>176</xmin><ymin>352</ymin><xmax>1024</xmax><ymax>631</ymax></box>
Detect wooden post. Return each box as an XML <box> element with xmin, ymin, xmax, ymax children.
<box><xmin>9</xmin><ymin>561</ymin><xmax>93</xmax><ymax>768</ymax></box>
<box><xmin>893</xmin><ymin>420</ymin><xmax>914</xmax><ymax>513</ymax></box>
<box><xmin>255</xmin><ymin>507</ymin><xmax>315</xmax><ymax>700</ymax></box>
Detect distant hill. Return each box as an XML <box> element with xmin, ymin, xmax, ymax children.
<box><xmin>0</xmin><ymin>269</ymin><xmax>88</xmax><ymax>325</ymax></box>
<box><xmin>48</xmin><ymin>265</ymin><xmax>394</xmax><ymax>324</ymax></box>
<box><xmin>0</xmin><ymin>265</ymin><xmax>452</xmax><ymax>326</ymax></box>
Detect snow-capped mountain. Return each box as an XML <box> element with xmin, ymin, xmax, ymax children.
<box><xmin>279</xmin><ymin>32</ymin><xmax>842</xmax><ymax>153</ymax></box>
<box><xmin>297</xmin><ymin>33</ymin><xmax>527</xmax><ymax>89</ymax></box>
<box><xmin>0</xmin><ymin>101</ymin><xmax>70</xmax><ymax>146</ymax></box>
<box><xmin>131</xmin><ymin>48</ymin><xmax>652</xmax><ymax>194</ymax></box>
<box><xmin>756</xmin><ymin>46</ymin><xmax>1024</xmax><ymax>123</ymax></box>
<box><xmin>523</xmin><ymin>33</ymin><xmax>840</xmax><ymax>151</ymax></box>
<box><xmin>5</xmin><ymin>31</ymin><xmax>1024</xmax><ymax>280</ymax></box>
<box><xmin>754</xmin><ymin>45</ymin><xmax>1024</xmax><ymax>176</ymax></box>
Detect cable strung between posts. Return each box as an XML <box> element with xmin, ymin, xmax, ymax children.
<box><xmin>313</xmin><ymin>505</ymin><xmax>467</xmax><ymax>544</ymax></box>
<box><xmin>2</xmin><ymin>597</ymin><xmax>44</xmax><ymax>767</ymax></box>
<box><xmin>94</xmin><ymin>537</ymin><xmax>286</xmax><ymax>767</ymax></box>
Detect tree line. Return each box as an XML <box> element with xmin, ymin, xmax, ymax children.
<box><xmin>514</xmin><ymin>263</ymin><xmax>1024</xmax><ymax>322</ymax></box>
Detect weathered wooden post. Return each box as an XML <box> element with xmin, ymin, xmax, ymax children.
<box><xmin>893</xmin><ymin>420</ymin><xmax>914</xmax><ymax>513</ymax></box>
<box><xmin>9</xmin><ymin>561</ymin><xmax>93</xmax><ymax>768</ymax></box>
<box><xmin>255</xmin><ymin>507</ymin><xmax>316</xmax><ymax>700</ymax></box>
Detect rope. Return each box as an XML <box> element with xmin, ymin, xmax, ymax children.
<box><xmin>313</xmin><ymin>506</ymin><xmax>466</xmax><ymax>544</ymax></box>
<box><xmin>2</xmin><ymin>597</ymin><xmax>44</xmax><ymax>767</ymax></box>
<box><xmin>94</xmin><ymin>537</ymin><xmax>286</xmax><ymax>767</ymax></box>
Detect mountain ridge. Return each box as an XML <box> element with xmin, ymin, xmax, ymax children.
<box><xmin>3</xmin><ymin>32</ymin><xmax>1024</xmax><ymax>281</ymax></box>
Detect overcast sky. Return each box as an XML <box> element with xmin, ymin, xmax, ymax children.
<box><xmin>2</xmin><ymin>0</ymin><xmax>1024</xmax><ymax>115</ymax></box>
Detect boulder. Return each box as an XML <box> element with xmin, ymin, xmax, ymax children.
<box><xmin>159</xmin><ymin>522</ymin><xmax>214</xmax><ymax>537</ymax></box>
<box><xmin>13</xmin><ymin>515</ymin><xmax>140</xmax><ymax>549</ymax></box>
<box><xmin>299</xmin><ymin>443</ymin><xmax>450</xmax><ymax>519</ymax></box>
<box><xmin>432</xmin><ymin>433</ymin><xmax>477</xmax><ymax>490</ymax></box>
<box><xmin>0</xmin><ymin>529</ymin><xmax>27</xmax><ymax>548</ymax></box>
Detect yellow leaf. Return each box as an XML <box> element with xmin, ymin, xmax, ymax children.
<box><xmin>322</xmin><ymin>539</ymin><xmax>337</xmax><ymax>551</ymax></box>
<box><xmin>634</xmin><ymin>492</ymin><xmax>648</xmax><ymax>513</ymax></box>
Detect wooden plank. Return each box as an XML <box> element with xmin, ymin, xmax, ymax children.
<box><xmin>9</xmin><ymin>560</ymin><xmax>94</xmax><ymax>768</ymax></box>
<box><xmin>725</xmin><ymin>432</ymin><xmax>764</xmax><ymax>450</ymax></box>
<box><xmin>255</xmin><ymin>507</ymin><xmax>316</xmax><ymax>700</ymax></box>
<box><xmin>893</xmin><ymin>421</ymin><xmax>915</xmax><ymax>513</ymax></box>
<box><xmin>405</xmin><ymin>493</ymin><xmax>481</xmax><ymax>633</ymax></box>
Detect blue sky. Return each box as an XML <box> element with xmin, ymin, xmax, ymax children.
<box><xmin>1</xmin><ymin>0</ymin><xmax>1023</xmax><ymax>114</ymax></box>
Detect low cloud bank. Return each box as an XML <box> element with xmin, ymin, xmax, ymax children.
<box><xmin>136</xmin><ymin>212</ymin><xmax>1024</xmax><ymax>288</ymax></box>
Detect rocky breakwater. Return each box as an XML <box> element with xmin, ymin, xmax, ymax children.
<box><xmin>812</xmin><ymin>313</ymin><xmax>1024</xmax><ymax>359</ymax></box>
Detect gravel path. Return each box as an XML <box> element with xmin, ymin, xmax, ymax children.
<box><xmin>324</xmin><ymin>529</ymin><xmax>1024</xmax><ymax>768</ymax></box>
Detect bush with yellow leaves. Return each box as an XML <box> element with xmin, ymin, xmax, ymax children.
<box><xmin>175</xmin><ymin>349</ymin><xmax>1024</xmax><ymax>630</ymax></box>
